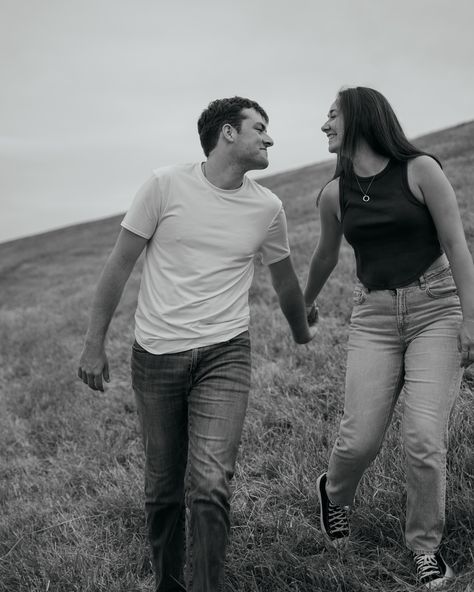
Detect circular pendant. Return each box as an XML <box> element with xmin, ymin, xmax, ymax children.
<box><xmin>362</xmin><ymin>195</ymin><xmax>370</xmax><ymax>202</ymax></box>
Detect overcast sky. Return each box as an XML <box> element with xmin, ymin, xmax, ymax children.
<box><xmin>1</xmin><ymin>0</ymin><xmax>474</xmax><ymax>243</ymax></box>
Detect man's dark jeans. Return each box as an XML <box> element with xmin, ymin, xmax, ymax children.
<box><xmin>131</xmin><ymin>331</ymin><xmax>251</xmax><ymax>592</ymax></box>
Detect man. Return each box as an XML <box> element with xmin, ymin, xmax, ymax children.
<box><xmin>78</xmin><ymin>96</ymin><xmax>315</xmax><ymax>591</ymax></box>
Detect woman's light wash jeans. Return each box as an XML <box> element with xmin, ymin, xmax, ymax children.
<box><xmin>326</xmin><ymin>255</ymin><xmax>463</xmax><ymax>553</ymax></box>
<box><xmin>131</xmin><ymin>331</ymin><xmax>251</xmax><ymax>592</ymax></box>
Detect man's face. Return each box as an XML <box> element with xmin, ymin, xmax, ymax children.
<box><xmin>232</xmin><ymin>108</ymin><xmax>274</xmax><ymax>171</ymax></box>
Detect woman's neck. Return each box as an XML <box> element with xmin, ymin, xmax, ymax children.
<box><xmin>351</xmin><ymin>143</ymin><xmax>390</xmax><ymax>177</ymax></box>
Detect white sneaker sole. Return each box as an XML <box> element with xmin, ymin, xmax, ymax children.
<box><xmin>422</xmin><ymin>562</ymin><xmax>454</xmax><ymax>589</ymax></box>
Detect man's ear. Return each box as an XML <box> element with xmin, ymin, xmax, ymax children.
<box><xmin>222</xmin><ymin>123</ymin><xmax>235</xmax><ymax>143</ymax></box>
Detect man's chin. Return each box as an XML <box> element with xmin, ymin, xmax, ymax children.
<box><xmin>243</xmin><ymin>156</ymin><xmax>269</xmax><ymax>172</ymax></box>
<box><xmin>255</xmin><ymin>157</ymin><xmax>269</xmax><ymax>170</ymax></box>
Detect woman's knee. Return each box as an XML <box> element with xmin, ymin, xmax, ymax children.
<box><xmin>404</xmin><ymin>431</ymin><xmax>447</xmax><ymax>465</ymax></box>
<box><xmin>334</xmin><ymin>432</ymin><xmax>381</xmax><ymax>465</ymax></box>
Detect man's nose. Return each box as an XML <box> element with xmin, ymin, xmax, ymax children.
<box><xmin>264</xmin><ymin>133</ymin><xmax>274</xmax><ymax>147</ymax></box>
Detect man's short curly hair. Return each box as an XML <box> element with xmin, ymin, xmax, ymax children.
<box><xmin>197</xmin><ymin>96</ymin><xmax>268</xmax><ymax>157</ymax></box>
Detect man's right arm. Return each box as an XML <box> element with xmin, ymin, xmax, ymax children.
<box><xmin>268</xmin><ymin>255</ymin><xmax>317</xmax><ymax>344</ymax></box>
<box><xmin>78</xmin><ymin>228</ymin><xmax>148</xmax><ymax>391</ymax></box>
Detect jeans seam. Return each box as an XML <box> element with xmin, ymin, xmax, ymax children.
<box><xmin>403</xmin><ymin>332</ymin><xmax>461</xmax><ymax>553</ymax></box>
<box><xmin>185</xmin><ymin>419</ymin><xmax>193</xmax><ymax>589</ymax></box>
<box><xmin>185</xmin><ymin>349</ymin><xmax>197</xmax><ymax>590</ymax></box>
<box><xmin>392</xmin><ymin>290</ymin><xmax>405</xmax><ymax>336</ymax></box>
<box><xmin>436</xmin><ymin>362</ymin><xmax>462</xmax><ymax>540</ymax></box>
<box><xmin>374</xmin><ymin>362</ymin><xmax>405</xmax><ymax>457</ymax></box>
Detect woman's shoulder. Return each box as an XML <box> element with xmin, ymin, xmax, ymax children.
<box><xmin>319</xmin><ymin>177</ymin><xmax>340</xmax><ymax>202</ymax></box>
<box><xmin>317</xmin><ymin>177</ymin><xmax>342</xmax><ymax>219</ymax></box>
<box><xmin>406</xmin><ymin>154</ymin><xmax>444</xmax><ymax>187</ymax></box>
<box><xmin>407</xmin><ymin>154</ymin><xmax>442</xmax><ymax>175</ymax></box>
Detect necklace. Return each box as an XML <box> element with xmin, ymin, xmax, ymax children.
<box><xmin>355</xmin><ymin>173</ymin><xmax>376</xmax><ymax>202</ymax></box>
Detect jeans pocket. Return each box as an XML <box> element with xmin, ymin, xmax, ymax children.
<box><xmin>425</xmin><ymin>268</ymin><xmax>458</xmax><ymax>299</ymax></box>
<box><xmin>132</xmin><ymin>340</ymin><xmax>148</xmax><ymax>354</ymax></box>
<box><xmin>352</xmin><ymin>286</ymin><xmax>368</xmax><ymax>305</ymax></box>
<box><xmin>228</xmin><ymin>331</ymin><xmax>251</xmax><ymax>349</ymax></box>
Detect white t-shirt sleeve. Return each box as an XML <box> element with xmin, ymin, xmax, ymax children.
<box><xmin>259</xmin><ymin>205</ymin><xmax>291</xmax><ymax>265</ymax></box>
<box><xmin>121</xmin><ymin>174</ymin><xmax>164</xmax><ymax>239</ymax></box>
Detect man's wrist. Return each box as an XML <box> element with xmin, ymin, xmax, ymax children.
<box><xmin>84</xmin><ymin>332</ymin><xmax>106</xmax><ymax>348</ymax></box>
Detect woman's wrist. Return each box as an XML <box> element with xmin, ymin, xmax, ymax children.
<box><xmin>306</xmin><ymin>301</ymin><xmax>319</xmax><ymax>325</ymax></box>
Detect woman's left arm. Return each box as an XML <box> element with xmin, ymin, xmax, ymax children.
<box><xmin>410</xmin><ymin>155</ymin><xmax>474</xmax><ymax>367</ymax></box>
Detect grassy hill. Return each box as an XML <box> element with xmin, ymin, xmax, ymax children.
<box><xmin>1</xmin><ymin>122</ymin><xmax>473</xmax><ymax>591</ymax></box>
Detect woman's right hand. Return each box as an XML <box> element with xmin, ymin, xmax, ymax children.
<box><xmin>306</xmin><ymin>303</ymin><xmax>319</xmax><ymax>326</ymax></box>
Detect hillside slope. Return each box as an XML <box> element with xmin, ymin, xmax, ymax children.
<box><xmin>2</xmin><ymin>120</ymin><xmax>472</xmax><ymax>288</ymax></box>
<box><xmin>0</xmin><ymin>122</ymin><xmax>473</xmax><ymax>592</ymax></box>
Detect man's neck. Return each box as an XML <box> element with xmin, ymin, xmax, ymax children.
<box><xmin>202</xmin><ymin>158</ymin><xmax>245</xmax><ymax>190</ymax></box>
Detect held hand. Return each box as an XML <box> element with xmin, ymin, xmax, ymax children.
<box><xmin>306</xmin><ymin>303</ymin><xmax>319</xmax><ymax>327</ymax></box>
<box><xmin>294</xmin><ymin>325</ymin><xmax>318</xmax><ymax>345</ymax></box>
<box><xmin>78</xmin><ymin>342</ymin><xmax>110</xmax><ymax>391</ymax></box>
<box><xmin>458</xmin><ymin>319</ymin><xmax>474</xmax><ymax>368</ymax></box>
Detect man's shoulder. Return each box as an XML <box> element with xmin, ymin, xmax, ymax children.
<box><xmin>150</xmin><ymin>162</ymin><xmax>198</xmax><ymax>181</ymax></box>
<box><xmin>245</xmin><ymin>177</ymin><xmax>282</xmax><ymax>206</ymax></box>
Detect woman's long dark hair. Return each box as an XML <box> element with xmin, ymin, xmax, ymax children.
<box><xmin>317</xmin><ymin>86</ymin><xmax>440</xmax><ymax>203</ymax></box>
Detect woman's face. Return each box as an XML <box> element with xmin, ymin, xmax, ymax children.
<box><xmin>321</xmin><ymin>99</ymin><xmax>344</xmax><ymax>154</ymax></box>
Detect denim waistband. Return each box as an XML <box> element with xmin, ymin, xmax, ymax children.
<box><xmin>406</xmin><ymin>253</ymin><xmax>449</xmax><ymax>287</ymax></box>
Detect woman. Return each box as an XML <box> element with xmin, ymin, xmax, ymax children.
<box><xmin>304</xmin><ymin>86</ymin><xmax>474</xmax><ymax>588</ymax></box>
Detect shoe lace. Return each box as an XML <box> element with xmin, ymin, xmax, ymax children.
<box><xmin>328</xmin><ymin>502</ymin><xmax>349</xmax><ymax>536</ymax></box>
<box><xmin>414</xmin><ymin>554</ymin><xmax>441</xmax><ymax>581</ymax></box>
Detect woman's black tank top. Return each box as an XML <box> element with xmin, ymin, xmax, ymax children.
<box><xmin>340</xmin><ymin>159</ymin><xmax>442</xmax><ymax>290</ymax></box>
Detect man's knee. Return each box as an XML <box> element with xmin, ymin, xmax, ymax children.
<box><xmin>187</xmin><ymin>468</ymin><xmax>232</xmax><ymax>511</ymax></box>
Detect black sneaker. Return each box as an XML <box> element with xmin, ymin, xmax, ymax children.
<box><xmin>413</xmin><ymin>552</ymin><xmax>454</xmax><ymax>588</ymax></box>
<box><xmin>316</xmin><ymin>472</ymin><xmax>349</xmax><ymax>546</ymax></box>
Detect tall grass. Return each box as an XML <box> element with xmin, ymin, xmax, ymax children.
<box><xmin>1</xmin><ymin>123</ymin><xmax>473</xmax><ymax>591</ymax></box>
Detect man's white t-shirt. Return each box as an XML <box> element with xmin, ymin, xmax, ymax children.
<box><xmin>121</xmin><ymin>162</ymin><xmax>290</xmax><ymax>354</ymax></box>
